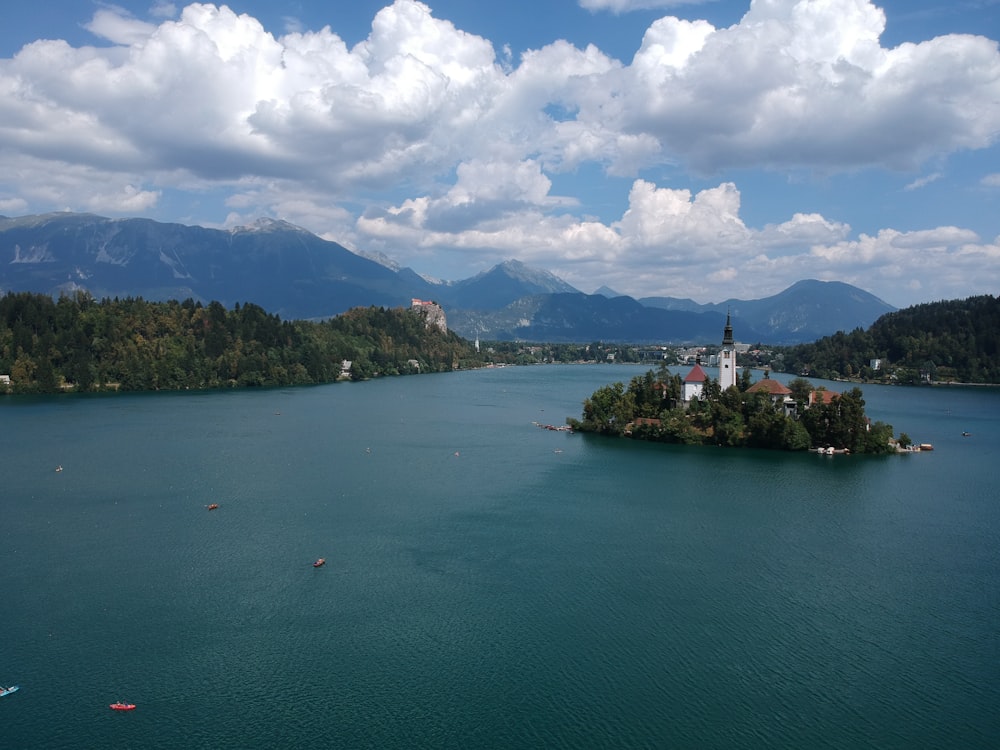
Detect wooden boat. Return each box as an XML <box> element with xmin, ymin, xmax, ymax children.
<box><xmin>109</xmin><ymin>702</ymin><xmax>136</xmax><ymax>711</ymax></box>
<box><xmin>313</xmin><ymin>558</ymin><xmax>326</xmax><ymax>568</ymax></box>
<box><xmin>0</xmin><ymin>685</ymin><xmax>19</xmax><ymax>698</ymax></box>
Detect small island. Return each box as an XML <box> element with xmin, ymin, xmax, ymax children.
<box><xmin>568</xmin><ymin>315</ymin><xmax>908</xmax><ymax>455</ymax></box>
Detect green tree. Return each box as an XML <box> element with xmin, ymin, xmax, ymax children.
<box><xmin>580</xmin><ymin>382</ymin><xmax>628</xmax><ymax>434</ymax></box>
<box><xmin>739</xmin><ymin>366</ymin><xmax>753</xmax><ymax>391</ymax></box>
<box><xmin>787</xmin><ymin>377</ymin><xmax>813</xmax><ymax>406</ymax></box>
<box><xmin>781</xmin><ymin>420</ymin><xmax>812</xmax><ymax>451</ymax></box>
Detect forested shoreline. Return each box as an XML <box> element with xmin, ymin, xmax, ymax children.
<box><xmin>771</xmin><ymin>294</ymin><xmax>1000</xmax><ymax>384</ymax></box>
<box><xmin>0</xmin><ymin>291</ymin><xmax>484</xmax><ymax>394</ymax></box>
<box><xmin>5</xmin><ymin>289</ymin><xmax>997</xmax><ymax>397</ymax></box>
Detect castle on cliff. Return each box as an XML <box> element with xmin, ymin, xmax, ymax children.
<box><xmin>410</xmin><ymin>299</ymin><xmax>447</xmax><ymax>333</ymax></box>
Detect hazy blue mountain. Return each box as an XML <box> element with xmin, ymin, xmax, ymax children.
<box><xmin>593</xmin><ymin>285</ymin><xmax>625</xmax><ymax>298</ymax></box>
<box><xmin>447</xmin><ymin>293</ymin><xmax>766</xmax><ymax>344</ymax></box>
<box><xmin>635</xmin><ymin>294</ymin><xmax>704</xmax><ymax>313</ymax></box>
<box><xmin>435</xmin><ymin>259</ymin><xmax>580</xmax><ymax>309</ymax></box>
<box><xmin>640</xmin><ymin>280</ymin><xmax>896</xmax><ymax>343</ymax></box>
<box><xmin>1</xmin><ymin>213</ymin><xmax>893</xmax><ymax>343</ymax></box>
<box><xmin>0</xmin><ymin>213</ymin><xmax>436</xmax><ymax>319</ymax></box>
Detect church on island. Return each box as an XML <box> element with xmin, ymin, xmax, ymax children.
<box><xmin>683</xmin><ymin>311</ymin><xmax>739</xmax><ymax>404</ymax></box>
<box><xmin>681</xmin><ymin>312</ymin><xmax>816</xmax><ymax>419</ymax></box>
<box><xmin>583</xmin><ymin>307</ymin><xmax>911</xmax><ymax>454</ymax></box>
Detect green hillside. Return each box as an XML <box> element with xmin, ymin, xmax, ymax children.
<box><xmin>772</xmin><ymin>295</ymin><xmax>1000</xmax><ymax>384</ymax></box>
<box><xmin>0</xmin><ymin>291</ymin><xmax>483</xmax><ymax>394</ymax></box>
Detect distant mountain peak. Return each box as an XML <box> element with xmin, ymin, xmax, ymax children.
<box><xmin>476</xmin><ymin>259</ymin><xmax>578</xmax><ymax>291</ymax></box>
<box><xmin>353</xmin><ymin>248</ymin><xmax>402</xmax><ymax>272</ymax></box>
<box><xmin>497</xmin><ymin>258</ymin><xmax>528</xmax><ymax>271</ymax></box>
<box><xmin>783</xmin><ymin>278</ymin><xmax>893</xmax><ymax>307</ymax></box>
<box><xmin>232</xmin><ymin>217</ymin><xmax>305</xmax><ymax>234</ymax></box>
<box><xmin>438</xmin><ymin>258</ymin><xmax>579</xmax><ymax>310</ymax></box>
<box><xmin>593</xmin><ymin>285</ymin><xmax>624</xmax><ymax>298</ymax></box>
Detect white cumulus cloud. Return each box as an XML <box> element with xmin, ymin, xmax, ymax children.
<box><xmin>0</xmin><ymin>0</ymin><xmax>997</xmax><ymax>306</ymax></box>
<box><xmin>579</xmin><ymin>0</ymin><xmax>714</xmax><ymax>12</ymax></box>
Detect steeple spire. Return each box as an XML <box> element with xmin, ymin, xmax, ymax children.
<box><xmin>718</xmin><ymin>307</ymin><xmax>737</xmax><ymax>391</ymax></box>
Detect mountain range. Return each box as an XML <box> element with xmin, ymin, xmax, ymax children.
<box><xmin>0</xmin><ymin>212</ymin><xmax>896</xmax><ymax>344</ymax></box>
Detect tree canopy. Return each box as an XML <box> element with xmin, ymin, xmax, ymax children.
<box><xmin>772</xmin><ymin>294</ymin><xmax>1000</xmax><ymax>384</ymax></box>
<box><xmin>0</xmin><ymin>291</ymin><xmax>484</xmax><ymax>394</ymax></box>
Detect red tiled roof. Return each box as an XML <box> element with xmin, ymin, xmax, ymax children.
<box><xmin>809</xmin><ymin>389</ymin><xmax>840</xmax><ymax>405</ymax></box>
<box><xmin>746</xmin><ymin>378</ymin><xmax>792</xmax><ymax>396</ymax></box>
<box><xmin>684</xmin><ymin>363</ymin><xmax>708</xmax><ymax>383</ymax></box>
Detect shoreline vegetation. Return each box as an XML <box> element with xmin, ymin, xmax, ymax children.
<box><xmin>0</xmin><ymin>291</ymin><xmax>488</xmax><ymax>394</ymax></box>
<box><xmin>567</xmin><ymin>365</ymin><xmax>910</xmax><ymax>455</ymax></box>
<box><xmin>765</xmin><ymin>294</ymin><xmax>999</xmax><ymax>385</ymax></box>
<box><xmin>2</xmin><ymin>291</ymin><xmax>997</xmax><ymax>406</ymax></box>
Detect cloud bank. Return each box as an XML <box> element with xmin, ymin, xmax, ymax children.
<box><xmin>1</xmin><ymin>0</ymin><xmax>999</xmax><ymax>306</ymax></box>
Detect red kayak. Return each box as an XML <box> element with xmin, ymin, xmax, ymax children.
<box><xmin>110</xmin><ymin>702</ymin><xmax>136</xmax><ymax>711</ymax></box>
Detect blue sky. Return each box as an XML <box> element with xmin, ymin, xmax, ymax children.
<box><xmin>1</xmin><ymin>1</ymin><xmax>998</xmax><ymax>307</ymax></box>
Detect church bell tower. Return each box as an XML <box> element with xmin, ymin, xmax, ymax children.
<box><xmin>719</xmin><ymin>310</ymin><xmax>737</xmax><ymax>391</ymax></box>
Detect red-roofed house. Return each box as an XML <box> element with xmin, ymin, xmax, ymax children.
<box><xmin>683</xmin><ymin>363</ymin><xmax>708</xmax><ymax>403</ymax></box>
<box><xmin>746</xmin><ymin>373</ymin><xmax>796</xmax><ymax>416</ymax></box>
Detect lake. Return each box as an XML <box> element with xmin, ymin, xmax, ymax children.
<box><xmin>2</xmin><ymin>365</ymin><xmax>998</xmax><ymax>748</ymax></box>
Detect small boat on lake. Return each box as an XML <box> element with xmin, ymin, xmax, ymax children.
<box><xmin>207</xmin><ymin>503</ymin><xmax>219</xmax><ymax>510</ymax></box>
<box><xmin>313</xmin><ymin>558</ymin><xmax>326</xmax><ymax>568</ymax></box>
<box><xmin>1</xmin><ymin>685</ymin><xmax>19</xmax><ymax>698</ymax></box>
<box><xmin>109</xmin><ymin>702</ymin><xmax>136</xmax><ymax>711</ymax></box>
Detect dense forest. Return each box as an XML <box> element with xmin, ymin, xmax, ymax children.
<box><xmin>770</xmin><ymin>295</ymin><xmax>1000</xmax><ymax>384</ymax></box>
<box><xmin>569</xmin><ymin>366</ymin><xmax>900</xmax><ymax>454</ymax></box>
<box><xmin>0</xmin><ymin>291</ymin><xmax>485</xmax><ymax>394</ymax></box>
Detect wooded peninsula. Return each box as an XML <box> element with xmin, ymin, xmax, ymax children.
<box><xmin>0</xmin><ymin>291</ymin><xmax>483</xmax><ymax>393</ymax></box>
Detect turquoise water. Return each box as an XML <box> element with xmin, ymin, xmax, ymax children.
<box><xmin>2</xmin><ymin>365</ymin><xmax>999</xmax><ymax>748</ymax></box>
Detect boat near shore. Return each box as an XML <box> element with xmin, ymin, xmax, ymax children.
<box><xmin>812</xmin><ymin>446</ymin><xmax>850</xmax><ymax>455</ymax></box>
<box><xmin>894</xmin><ymin>442</ymin><xmax>934</xmax><ymax>452</ymax></box>
<box><xmin>533</xmin><ymin>421</ymin><xmax>573</xmax><ymax>432</ymax></box>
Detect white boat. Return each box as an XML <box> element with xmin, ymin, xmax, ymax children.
<box><xmin>1</xmin><ymin>685</ymin><xmax>19</xmax><ymax>698</ymax></box>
